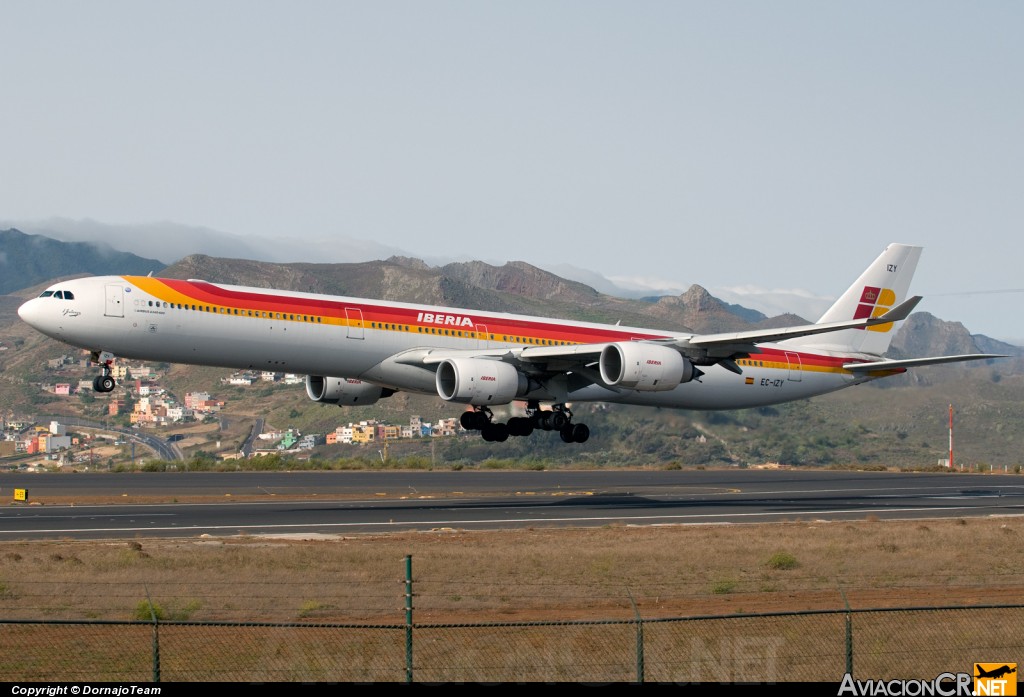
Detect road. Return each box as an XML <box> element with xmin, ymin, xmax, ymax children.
<box><xmin>40</xmin><ymin>415</ymin><xmax>182</xmax><ymax>461</ymax></box>
<box><xmin>0</xmin><ymin>469</ymin><xmax>1021</xmax><ymax>541</ymax></box>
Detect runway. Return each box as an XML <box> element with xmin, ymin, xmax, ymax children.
<box><xmin>1</xmin><ymin>469</ymin><xmax>1022</xmax><ymax>541</ymax></box>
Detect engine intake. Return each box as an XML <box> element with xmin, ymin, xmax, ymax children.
<box><xmin>305</xmin><ymin>376</ymin><xmax>391</xmax><ymax>406</ymax></box>
<box><xmin>599</xmin><ymin>342</ymin><xmax>696</xmax><ymax>392</ymax></box>
<box><xmin>435</xmin><ymin>358</ymin><xmax>527</xmax><ymax>405</ymax></box>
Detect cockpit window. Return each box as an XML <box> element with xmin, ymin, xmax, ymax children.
<box><xmin>38</xmin><ymin>290</ymin><xmax>75</xmax><ymax>299</ymax></box>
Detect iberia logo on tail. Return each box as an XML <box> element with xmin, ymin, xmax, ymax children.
<box><xmin>854</xmin><ymin>286</ymin><xmax>897</xmax><ymax>332</ymax></box>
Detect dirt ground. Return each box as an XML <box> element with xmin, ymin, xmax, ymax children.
<box><xmin>1</xmin><ymin>503</ymin><xmax>1021</xmax><ymax>624</ymax></box>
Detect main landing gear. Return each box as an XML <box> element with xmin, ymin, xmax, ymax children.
<box><xmin>90</xmin><ymin>351</ymin><xmax>116</xmax><ymax>393</ymax></box>
<box><xmin>460</xmin><ymin>401</ymin><xmax>590</xmax><ymax>444</ymax></box>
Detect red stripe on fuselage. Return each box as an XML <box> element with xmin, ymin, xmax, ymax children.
<box><xmin>141</xmin><ymin>278</ymin><xmax>665</xmax><ymax>345</ymax></box>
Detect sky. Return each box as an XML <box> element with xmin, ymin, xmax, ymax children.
<box><xmin>2</xmin><ymin>2</ymin><xmax>1023</xmax><ymax>343</ymax></box>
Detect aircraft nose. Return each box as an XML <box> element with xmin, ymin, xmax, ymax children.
<box><xmin>17</xmin><ymin>297</ymin><xmax>47</xmax><ymax>331</ymax></box>
<box><xmin>17</xmin><ymin>298</ymin><xmax>36</xmax><ymax>324</ymax></box>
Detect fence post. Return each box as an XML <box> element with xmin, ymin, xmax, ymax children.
<box><xmin>405</xmin><ymin>554</ymin><xmax>413</xmax><ymax>684</ymax></box>
<box><xmin>841</xmin><ymin>588</ymin><xmax>852</xmax><ymax>677</ymax></box>
<box><xmin>144</xmin><ymin>584</ymin><xmax>160</xmax><ymax>683</ymax></box>
<box><xmin>627</xmin><ymin>589</ymin><xmax>644</xmax><ymax>684</ymax></box>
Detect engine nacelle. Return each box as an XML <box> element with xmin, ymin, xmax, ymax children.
<box><xmin>305</xmin><ymin>376</ymin><xmax>391</xmax><ymax>406</ymax></box>
<box><xmin>435</xmin><ymin>358</ymin><xmax>528</xmax><ymax>405</ymax></box>
<box><xmin>598</xmin><ymin>342</ymin><xmax>696</xmax><ymax>392</ymax></box>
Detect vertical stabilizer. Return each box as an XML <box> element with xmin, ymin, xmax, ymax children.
<box><xmin>782</xmin><ymin>243</ymin><xmax>922</xmax><ymax>356</ymax></box>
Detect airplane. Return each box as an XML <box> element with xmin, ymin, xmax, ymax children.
<box><xmin>975</xmin><ymin>665</ymin><xmax>1016</xmax><ymax>680</ymax></box>
<box><xmin>16</xmin><ymin>243</ymin><xmax>1006</xmax><ymax>444</ymax></box>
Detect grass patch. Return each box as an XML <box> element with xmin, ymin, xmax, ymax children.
<box><xmin>710</xmin><ymin>579</ymin><xmax>736</xmax><ymax>594</ymax></box>
<box><xmin>765</xmin><ymin>551</ymin><xmax>799</xmax><ymax>570</ymax></box>
<box><xmin>132</xmin><ymin>600</ymin><xmax>165</xmax><ymax>621</ymax></box>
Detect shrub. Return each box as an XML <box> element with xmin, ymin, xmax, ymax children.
<box><xmin>711</xmin><ymin>579</ymin><xmax>736</xmax><ymax>594</ymax></box>
<box><xmin>298</xmin><ymin>600</ymin><xmax>323</xmax><ymax>618</ymax></box>
<box><xmin>170</xmin><ymin>600</ymin><xmax>202</xmax><ymax>621</ymax></box>
<box><xmin>765</xmin><ymin>551</ymin><xmax>799</xmax><ymax>570</ymax></box>
<box><xmin>133</xmin><ymin>600</ymin><xmax>165</xmax><ymax>621</ymax></box>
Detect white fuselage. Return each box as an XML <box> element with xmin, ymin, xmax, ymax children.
<box><xmin>18</xmin><ymin>275</ymin><xmax>876</xmax><ymax>411</ymax></box>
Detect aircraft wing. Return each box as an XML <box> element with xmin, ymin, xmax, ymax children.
<box><xmin>672</xmin><ymin>296</ymin><xmax>921</xmax><ymax>353</ymax></box>
<box><xmin>397</xmin><ymin>344</ymin><xmax>605</xmax><ymax>371</ymax></box>
<box><xmin>391</xmin><ymin>296</ymin><xmax>927</xmax><ymax>381</ymax></box>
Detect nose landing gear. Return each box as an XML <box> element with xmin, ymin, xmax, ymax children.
<box><xmin>90</xmin><ymin>351</ymin><xmax>117</xmax><ymax>393</ymax></box>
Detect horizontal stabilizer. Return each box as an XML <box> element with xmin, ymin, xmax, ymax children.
<box><xmin>844</xmin><ymin>354</ymin><xmax>1008</xmax><ymax>372</ymax></box>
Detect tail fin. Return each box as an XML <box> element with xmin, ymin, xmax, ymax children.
<box><xmin>783</xmin><ymin>243</ymin><xmax>922</xmax><ymax>356</ymax></box>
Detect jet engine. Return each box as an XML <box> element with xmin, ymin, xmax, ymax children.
<box><xmin>305</xmin><ymin>376</ymin><xmax>391</xmax><ymax>406</ymax></box>
<box><xmin>435</xmin><ymin>358</ymin><xmax>528</xmax><ymax>405</ymax></box>
<box><xmin>598</xmin><ymin>342</ymin><xmax>697</xmax><ymax>391</ymax></box>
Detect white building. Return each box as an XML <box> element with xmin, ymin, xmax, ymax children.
<box><xmin>166</xmin><ymin>406</ymin><xmax>194</xmax><ymax>422</ymax></box>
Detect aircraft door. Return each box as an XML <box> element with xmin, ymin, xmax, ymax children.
<box><xmin>476</xmin><ymin>324</ymin><xmax>490</xmax><ymax>349</ymax></box>
<box><xmin>104</xmin><ymin>284</ymin><xmax>124</xmax><ymax>318</ymax></box>
<box><xmin>785</xmin><ymin>352</ymin><xmax>802</xmax><ymax>382</ymax></box>
<box><xmin>345</xmin><ymin>307</ymin><xmax>364</xmax><ymax>339</ymax></box>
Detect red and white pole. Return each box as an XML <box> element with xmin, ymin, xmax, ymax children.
<box><xmin>948</xmin><ymin>404</ymin><xmax>953</xmax><ymax>469</ymax></box>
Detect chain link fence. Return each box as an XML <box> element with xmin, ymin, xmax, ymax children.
<box><xmin>2</xmin><ymin>605</ymin><xmax>1021</xmax><ymax>683</ymax></box>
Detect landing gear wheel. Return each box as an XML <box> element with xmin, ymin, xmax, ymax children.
<box><xmin>462</xmin><ymin>407</ymin><xmax>493</xmax><ymax>431</ymax></box>
<box><xmin>93</xmin><ymin>375</ymin><xmax>115</xmax><ymax>393</ymax></box>
<box><xmin>482</xmin><ymin>422</ymin><xmax>509</xmax><ymax>442</ymax></box>
<box><xmin>507</xmin><ymin>417</ymin><xmax>534</xmax><ymax>437</ymax></box>
<box><xmin>559</xmin><ymin>424</ymin><xmax>590</xmax><ymax>443</ymax></box>
<box><xmin>570</xmin><ymin>423</ymin><xmax>589</xmax><ymax>443</ymax></box>
<box><xmin>539</xmin><ymin>411</ymin><xmax>568</xmax><ymax>431</ymax></box>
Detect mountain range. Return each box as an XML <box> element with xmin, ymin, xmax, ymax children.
<box><xmin>2</xmin><ymin>227</ymin><xmax>1021</xmax><ymax>469</ymax></box>
<box><xmin>0</xmin><ymin>229</ymin><xmax>165</xmax><ymax>294</ymax></box>
<box><xmin>3</xmin><ymin>226</ymin><xmax>1019</xmax><ymax>353</ymax></box>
